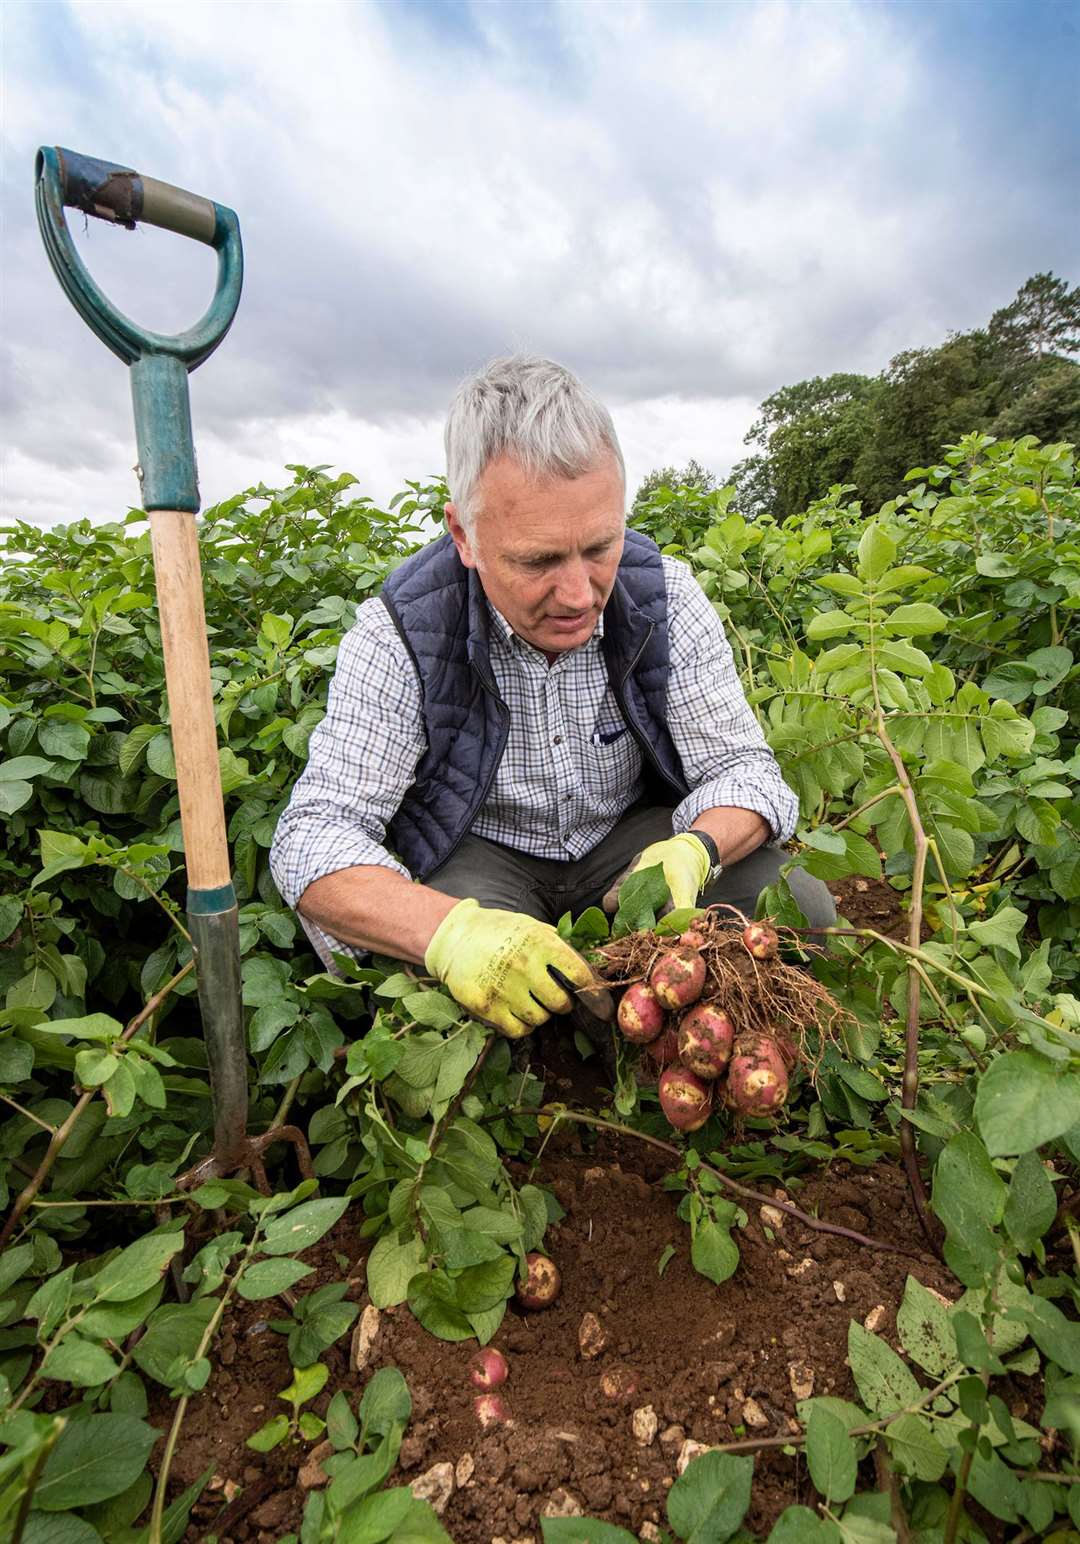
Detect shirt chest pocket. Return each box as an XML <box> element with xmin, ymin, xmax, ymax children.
<box><xmin>582</xmin><ymin>708</ymin><xmax>641</xmax><ymax>802</ymax></box>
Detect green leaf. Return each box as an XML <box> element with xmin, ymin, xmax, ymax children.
<box><xmin>38</xmin><ymin>719</ymin><xmax>91</xmax><ymax>761</ymax></box>
<box><xmin>400</xmin><ymin>991</ymin><xmax>462</xmax><ymax>1030</ymax></box>
<box><xmin>846</xmin><ymin>1322</ymin><xmax>921</xmax><ymax>1416</ymax></box>
<box><xmin>805</xmin><ymin>1404</ymin><xmax>857</xmax><ymax>1503</ymax></box>
<box><xmin>33</xmin><ymin>1013</ymin><xmax>123</xmax><ymax>1042</ymax></box>
<box><xmin>806</xmin><ymin>609</ymin><xmax>856</xmax><ymax>641</ymax></box>
<box><xmin>35</xmin><ymin>1413</ymin><xmax>159</xmax><ymax>1508</ymax></box>
<box><xmin>282</xmin><ymin>1360</ymin><xmax>329</xmax><ymax>1407</ymax></box>
<box><xmin>666</xmin><ymin>1450</ymin><xmax>754</xmax><ymax>1542</ymax></box>
<box><xmin>975</xmin><ymin>552</ymin><xmax>1020</xmax><ymax>578</ymax></box>
<box><xmin>895</xmin><ymin>1275</ymin><xmax>958</xmax><ymax>1376</ymax></box>
<box><xmin>765</xmin><ymin>1507</ymin><xmax>837</xmax><ymax>1543</ymax></box>
<box><xmin>367</xmin><ymin>1233</ymin><xmax>427</xmax><ymax>1308</ymax></box>
<box><xmin>132</xmin><ymin>1299</ymin><xmax>217</xmax><ymax>1385</ymax></box>
<box><xmin>884</xmin><ymin>1412</ymin><xmax>948</xmax><ymax>1480</ymax></box>
<box><xmin>327</xmin><ymin>1388</ymin><xmax>359</xmax><ymax>1451</ymax></box>
<box><xmin>884</xmin><ymin>602</ymin><xmax>948</xmax><ymax>636</ymax></box>
<box><xmin>857</xmin><ymin>524</ymin><xmax>896</xmax><ymax>583</ymax></box>
<box><xmin>237</xmin><ymin>1256</ymin><xmax>315</xmax><ymax>1300</ymax></box>
<box><xmin>359</xmin><ymin>1366</ymin><xmax>412</xmax><ymax>1439</ymax></box>
<box><xmin>613</xmin><ymin>863</ymin><xmax>669</xmax><ymax>935</ymax></box>
<box><xmin>260</xmin><ymin>1195</ymin><xmax>351</xmax><ymax>1255</ymax></box>
<box><xmin>0</xmin><ymin>755</ymin><xmax>56</xmax><ymax>781</ymax></box>
<box><xmin>968</xmin><ymin>905</ymin><xmax>1026</xmax><ymax>960</ymax></box>
<box><xmin>1004</xmin><ymin>1150</ymin><xmax>1056</xmax><ymax>1253</ymax></box>
<box><xmin>541</xmin><ymin>1524</ymin><xmax>639</xmax><ymax>1544</ymax></box>
<box><xmin>975</xmin><ymin>1051</ymin><xmax>1080</xmax><ymax>1156</ymax></box>
<box><xmin>40</xmin><ymin>1333</ymin><xmax>120</xmax><ymax>1386</ymax></box>
<box><xmin>690</xmin><ymin>1218</ymin><xmax>740</xmax><ymax>1286</ymax></box>
<box><xmin>336</xmin><ymin>1487</ymin><xmax>414</xmax><ymax>1544</ymax></box>
<box><xmin>246</xmin><ymin>1413</ymin><xmax>290</xmax><ymax>1451</ymax></box>
<box><xmin>22</xmin><ymin>1517</ymin><xmax>104</xmax><ymax>1544</ymax></box>
<box><xmin>90</xmin><ymin>1232</ymin><xmax>186</xmax><ymax>1302</ymax></box>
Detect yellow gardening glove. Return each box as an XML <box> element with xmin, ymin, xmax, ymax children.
<box><xmin>425</xmin><ymin>898</ymin><xmax>600</xmax><ymax>1039</ymax></box>
<box><xmin>601</xmin><ymin>833</ymin><xmax>712</xmax><ymax>915</ymax></box>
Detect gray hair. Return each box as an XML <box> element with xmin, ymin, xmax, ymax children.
<box><xmin>445</xmin><ymin>354</ymin><xmax>625</xmax><ymax>529</ymax></box>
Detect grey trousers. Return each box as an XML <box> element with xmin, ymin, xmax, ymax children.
<box><xmin>426</xmin><ymin>804</ymin><xmax>835</xmax><ymax>931</ymax></box>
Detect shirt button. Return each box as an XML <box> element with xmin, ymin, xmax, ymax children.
<box><xmin>553</xmin><ymin>735</ymin><xmax>563</xmax><ymax>744</ymax></box>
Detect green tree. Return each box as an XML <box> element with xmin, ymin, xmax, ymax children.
<box><xmin>632</xmin><ymin>457</ymin><xmax>715</xmax><ymax>511</ymax></box>
<box><xmin>990</xmin><ymin>270</ymin><xmax>1080</xmax><ymax>361</ymax></box>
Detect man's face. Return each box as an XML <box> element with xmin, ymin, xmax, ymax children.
<box><xmin>445</xmin><ymin>453</ymin><xmax>626</xmax><ymax>656</ymax></box>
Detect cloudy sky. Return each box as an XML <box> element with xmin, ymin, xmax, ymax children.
<box><xmin>4</xmin><ymin>0</ymin><xmax>1078</xmax><ymax>527</ymax></box>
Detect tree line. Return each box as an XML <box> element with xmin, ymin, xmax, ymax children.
<box><xmin>635</xmin><ymin>272</ymin><xmax>1080</xmax><ymax>520</ymax></box>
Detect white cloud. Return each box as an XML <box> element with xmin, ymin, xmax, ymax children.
<box><xmin>3</xmin><ymin>0</ymin><xmax>1076</xmax><ymax>528</ymax></box>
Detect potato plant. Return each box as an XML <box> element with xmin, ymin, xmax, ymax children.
<box><xmin>0</xmin><ymin>440</ymin><xmax>1078</xmax><ymax>1539</ymax></box>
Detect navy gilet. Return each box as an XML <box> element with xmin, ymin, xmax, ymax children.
<box><xmin>380</xmin><ymin>528</ymin><xmax>690</xmax><ymax>879</ymax></box>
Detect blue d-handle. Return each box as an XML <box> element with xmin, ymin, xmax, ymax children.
<box><xmin>35</xmin><ymin>146</ymin><xmax>243</xmax><ymax>513</ymax></box>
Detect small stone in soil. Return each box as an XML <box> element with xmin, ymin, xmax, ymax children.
<box><xmin>455</xmin><ymin>1453</ymin><xmax>475</xmax><ymax>1488</ymax></box>
<box><xmin>411</xmin><ymin>1462</ymin><xmax>455</xmax><ymax>1516</ymax></box>
<box><xmin>352</xmin><ymin>1303</ymin><xmax>381</xmax><ymax>1371</ymax></box>
<box><xmin>833</xmin><ymin>1279</ymin><xmax>847</xmax><ymax>1301</ymax></box>
<box><xmin>631</xmin><ymin>1406</ymin><xmax>658</xmax><ymax>1446</ymax></box>
<box><xmin>742</xmin><ymin>1399</ymin><xmax>769</xmax><ymax>1429</ymax></box>
<box><xmin>789</xmin><ymin>1362</ymin><xmax>815</xmax><ymax>1401</ymax></box>
<box><xmin>677</xmin><ymin>1439</ymin><xmax>713</xmax><ymax>1474</ymax></box>
<box><xmin>541</xmin><ymin>1488</ymin><xmax>583</xmax><ymax>1519</ymax></box>
<box><xmin>299</xmin><ymin>1439</ymin><xmax>334</xmax><ymax>1489</ymax></box>
<box><xmin>864</xmin><ymin>1303</ymin><xmax>887</xmax><ymax>1332</ymax></box>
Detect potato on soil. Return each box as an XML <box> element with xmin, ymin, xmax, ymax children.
<box><xmin>516</xmin><ymin>1251</ymin><xmax>561</xmax><ymax>1310</ymax></box>
<box><xmin>726</xmin><ymin>1033</ymin><xmax>789</xmax><ymax>1116</ymax></box>
<box><xmin>658</xmin><ymin>1064</ymin><xmax>713</xmax><ymax>1131</ymax></box>
<box><xmin>469</xmin><ymin>1348</ymin><xmax>508</xmax><ymax>1390</ymax></box>
<box><xmin>617</xmin><ymin>982</ymin><xmax>665</xmax><ymax>1044</ymax></box>
<box><xmin>474</xmin><ymin>1393</ymin><xmax>512</xmax><ymax>1428</ymax></box>
<box><xmin>650</xmin><ymin>948</ymin><xmax>706</xmax><ymax>1010</ymax></box>
<box><xmin>677</xmin><ymin>1002</ymin><xmax>735</xmax><ymax>1080</ymax></box>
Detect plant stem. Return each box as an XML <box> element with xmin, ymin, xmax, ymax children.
<box><xmin>148</xmin><ymin>1227</ymin><xmax>262</xmax><ymax>1544</ymax></box>
<box><xmin>518</xmin><ymin>1105</ymin><xmax>918</xmax><ymax>1257</ymax></box>
<box><xmin>870</xmin><ymin>710</ymin><xmax>937</xmax><ymax>1254</ymax></box>
<box><xmin>0</xmin><ymin>960</ymin><xmax>194</xmax><ymax>1250</ymax></box>
<box><xmin>699</xmin><ymin>1367</ymin><xmax>964</xmax><ymax>1455</ymax></box>
<box><xmin>11</xmin><ymin>1416</ymin><xmax>64</xmax><ymax>1542</ymax></box>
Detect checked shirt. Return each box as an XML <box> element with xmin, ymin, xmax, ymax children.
<box><xmin>270</xmin><ymin>555</ymin><xmax>799</xmax><ymax>946</ymax></box>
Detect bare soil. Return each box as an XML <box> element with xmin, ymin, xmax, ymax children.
<box><xmin>167</xmin><ymin>875</ymin><xmax>939</xmax><ymax>1540</ymax></box>
<box><xmin>170</xmin><ymin>1140</ymin><xmax>952</xmax><ymax>1543</ymax></box>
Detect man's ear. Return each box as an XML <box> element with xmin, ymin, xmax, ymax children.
<box><xmin>445</xmin><ymin>502</ymin><xmax>478</xmax><ymax>569</ymax></box>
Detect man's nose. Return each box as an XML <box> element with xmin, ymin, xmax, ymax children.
<box><xmin>554</xmin><ymin>560</ymin><xmax>593</xmax><ymax>611</ymax></box>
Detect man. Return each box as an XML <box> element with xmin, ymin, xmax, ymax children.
<box><xmin>270</xmin><ymin>356</ymin><xmax>834</xmax><ymax>1037</ymax></box>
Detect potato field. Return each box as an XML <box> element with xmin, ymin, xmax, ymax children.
<box><xmin>1</xmin><ymin>434</ymin><xmax>1078</xmax><ymax>1544</ymax></box>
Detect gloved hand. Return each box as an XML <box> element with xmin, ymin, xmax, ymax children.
<box><xmin>425</xmin><ymin>898</ymin><xmax>601</xmax><ymax>1038</ymax></box>
<box><xmin>601</xmin><ymin>832</ymin><xmax>712</xmax><ymax>915</ymax></box>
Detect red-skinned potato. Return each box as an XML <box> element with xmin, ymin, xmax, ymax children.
<box><xmin>650</xmin><ymin>948</ymin><xmax>706</xmax><ymax>1010</ymax></box>
<box><xmin>469</xmin><ymin>1348</ymin><xmax>508</xmax><ymax>1391</ymax></box>
<box><xmin>726</xmin><ymin>1033</ymin><xmax>789</xmax><ymax>1116</ymax></box>
<box><xmin>474</xmin><ymin>1393</ymin><xmax>512</xmax><ymax>1428</ymax></box>
<box><xmin>679</xmin><ymin>927</ymin><xmax>707</xmax><ymax>950</ymax></box>
<box><xmin>742</xmin><ymin>922</ymin><xmax>779</xmax><ymax>961</ymax></box>
<box><xmin>617</xmin><ymin>982</ymin><xmax>665</xmax><ymax>1044</ymax></box>
<box><xmin>658</xmin><ymin>1064</ymin><xmax>714</xmax><ymax>1131</ymax></box>
<box><xmin>677</xmin><ymin>1002</ymin><xmax>735</xmax><ymax>1080</ymax></box>
<box><xmin>515</xmin><ymin>1252</ymin><xmax>561</xmax><ymax>1310</ymax></box>
<box><xmin>644</xmin><ymin>1023</ymin><xmax>681</xmax><ymax>1072</ymax></box>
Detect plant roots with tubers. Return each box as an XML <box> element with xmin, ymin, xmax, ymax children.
<box><xmin>595</xmin><ymin>909</ymin><xmax>845</xmax><ymax>1135</ymax></box>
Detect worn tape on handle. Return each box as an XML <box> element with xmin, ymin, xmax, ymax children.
<box><xmin>56</xmin><ymin>147</ymin><xmax>217</xmax><ymax>243</ymax></box>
